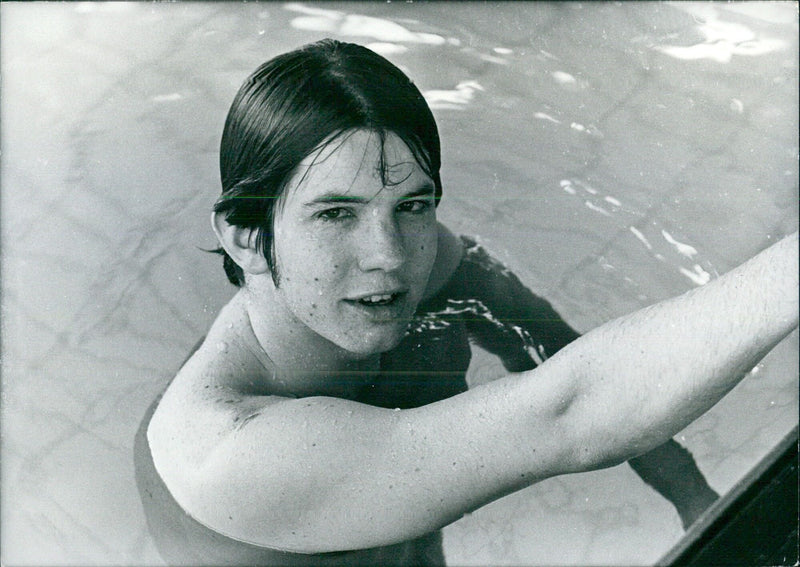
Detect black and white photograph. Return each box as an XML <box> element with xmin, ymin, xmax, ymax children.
<box><xmin>2</xmin><ymin>2</ymin><xmax>798</xmax><ymax>565</ymax></box>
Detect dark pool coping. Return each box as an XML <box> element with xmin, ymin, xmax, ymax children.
<box><xmin>658</xmin><ymin>424</ymin><xmax>799</xmax><ymax>566</ymax></box>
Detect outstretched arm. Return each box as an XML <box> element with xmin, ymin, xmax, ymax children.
<box><xmin>437</xmin><ymin>235</ymin><xmax>719</xmax><ymax>526</ymax></box>
<box><xmin>554</xmin><ymin>232</ymin><xmax>796</xmax><ymax>467</ymax></box>
<box><xmin>173</xmin><ymin>233</ymin><xmax>797</xmax><ymax>553</ymax></box>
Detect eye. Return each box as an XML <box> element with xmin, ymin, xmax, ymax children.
<box><xmin>397</xmin><ymin>199</ymin><xmax>432</xmax><ymax>214</ymax></box>
<box><xmin>317</xmin><ymin>207</ymin><xmax>353</xmax><ymax>222</ymax></box>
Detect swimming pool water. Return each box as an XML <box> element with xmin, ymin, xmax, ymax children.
<box><xmin>2</xmin><ymin>2</ymin><xmax>797</xmax><ymax>565</ymax></box>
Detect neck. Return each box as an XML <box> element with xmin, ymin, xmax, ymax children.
<box><xmin>240</xmin><ymin>288</ymin><xmax>380</xmax><ymax>399</ymax></box>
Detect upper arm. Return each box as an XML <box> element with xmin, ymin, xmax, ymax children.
<box><xmin>186</xmin><ymin>372</ymin><xmax>579</xmax><ymax>554</ymax></box>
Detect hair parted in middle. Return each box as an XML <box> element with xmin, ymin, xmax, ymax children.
<box><xmin>213</xmin><ymin>38</ymin><xmax>442</xmax><ymax>286</ymax></box>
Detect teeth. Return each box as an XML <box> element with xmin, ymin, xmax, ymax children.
<box><xmin>360</xmin><ymin>294</ymin><xmax>394</xmax><ymax>305</ymax></box>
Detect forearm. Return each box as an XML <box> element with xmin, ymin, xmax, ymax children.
<box><xmin>542</xmin><ymin>233</ymin><xmax>798</xmax><ymax>471</ymax></box>
<box><xmin>434</xmin><ymin>235</ymin><xmax>581</xmax><ymax>370</ymax></box>
<box><xmin>628</xmin><ymin>440</ymin><xmax>718</xmax><ymax>528</ymax></box>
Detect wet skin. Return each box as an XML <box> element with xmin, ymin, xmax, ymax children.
<box><xmin>241</xmin><ymin>129</ymin><xmax>440</xmax><ymax>392</ymax></box>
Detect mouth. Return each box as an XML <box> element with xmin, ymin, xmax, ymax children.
<box><xmin>343</xmin><ymin>290</ymin><xmax>409</xmax><ymax>314</ymax></box>
<box><xmin>354</xmin><ymin>293</ymin><xmax>400</xmax><ymax>307</ymax></box>
<box><xmin>340</xmin><ymin>290</ymin><xmax>416</xmax><ymax>342</ymax></box>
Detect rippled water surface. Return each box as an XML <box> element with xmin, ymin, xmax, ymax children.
<box><xmin>2</xmin><ymin>2</ymin><xmax>798</xmax><ymax>565</ymax></box>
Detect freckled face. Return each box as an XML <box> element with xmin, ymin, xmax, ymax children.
<box><xmin>270</xmin><ymin>130</ymin><xmax>438</xmax><ymax>357</ymax></box>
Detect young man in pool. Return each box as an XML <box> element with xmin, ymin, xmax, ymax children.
<box><xmin>139</xmin><ymin>40</ymin><xmax>798</xmax><ymax>566</ymax></box>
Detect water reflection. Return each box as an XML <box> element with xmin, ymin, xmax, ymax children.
<box><xmin>2</xmin><ymin>2</ymin><xmax>797</xmax><ymax>566</ymax></box>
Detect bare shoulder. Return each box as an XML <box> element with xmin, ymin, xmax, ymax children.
<box><xmin>422</xmin><ymin>222</ymin><xmax>464</xmax><ymax>300</ymax></box>
<box><xmin>147</xmin><ymin>295</ymin><xmax>287</xmax><ymax>510</ymax></box>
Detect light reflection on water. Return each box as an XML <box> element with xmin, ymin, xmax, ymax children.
<box><xmin>1</xmin><ymin>2</ymin><xmax>797</xmax><ymax>566</ymax></box>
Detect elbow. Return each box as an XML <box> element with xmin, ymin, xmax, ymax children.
<box><xmin>545</xmin><ymin>356</ymin><xmax>634</xmax><ymax>474</ymax></box>
<box><xmin>570</xmin><ymin>441</ymin><xmax>631</xmax><ymax>473</ymax></box>
<box><xmin>561</xmin><ymin>415</ymin><xmax>660</xmax><ymax>473</ymax></box>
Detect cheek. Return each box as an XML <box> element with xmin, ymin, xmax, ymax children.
<box><xmin>280</xmin><ymin>238</ymin><xmax>342</xmax><ymax>295</ymax></box>
<box><xmin>413</xmin><ymin>226</ymin><xmax>439</xmax><ymax>270</ymax></box>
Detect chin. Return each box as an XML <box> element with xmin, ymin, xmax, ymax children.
<box><xmin>341</xmin><ymin>326</ymin><xmax>408</xmax><ymax>357</ymax></box>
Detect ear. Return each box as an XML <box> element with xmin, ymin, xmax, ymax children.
<box><xmin>211</xmin><ymin>212</ymin><xmax>270</xmax><ymax>276</ymax></box>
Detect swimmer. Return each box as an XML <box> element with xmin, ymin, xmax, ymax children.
<box><xmin>139</xmin><ymin>40</ymin><xmax>798</xmax><ymax>566</ymax></box>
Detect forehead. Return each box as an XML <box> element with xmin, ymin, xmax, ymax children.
<box><xmin>285</xmin><ymin>130</ymin><xmax>430</xmax><ymax>200</ymax></box>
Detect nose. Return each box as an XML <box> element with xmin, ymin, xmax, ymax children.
<box><xmin>356</xmin><ymin>215</ymin><xmax>405</xmax><ymax>273</ymax></box>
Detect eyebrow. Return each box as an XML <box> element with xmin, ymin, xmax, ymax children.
<box><xmin>302</xmin><ymin>184</ymin><xmax>435</xmax><ymax>207</ymax></box>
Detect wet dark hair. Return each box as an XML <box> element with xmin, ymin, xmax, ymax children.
<box><xmin>213</xmin><ymin>39</ymin><xmax>442</xmax><ymax>286</ymax></box>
